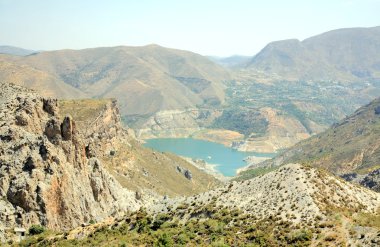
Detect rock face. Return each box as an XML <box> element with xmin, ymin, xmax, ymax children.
<box><xmin>135</xmin><ymin>109</ymin><xmax>222</xmax><ymax>139</ymax></box>
<box><xmin>61</xmin><ymin>115</ymin><xmax>74</xmax><ymax>141</ymax></box>
<box><xmin>0</xmin><ymin>82</ymin><xmax>141</xmax><ymax>240</ymax></box>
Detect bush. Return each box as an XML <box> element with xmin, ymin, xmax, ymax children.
<box><xmin>155</xmin><ymin>232</ymin><xmax>173</xmax><ymax>247</ymax></box>
<box><xmin>211</xmin><ymin>237</ymin><xmax>229</xmax><ymax>247</ymax></box>
<box><xmin>286</xmin><ymin>229</ymin><xmax>312</xmax><ymax>244</ymax></box>
<box><xmin>29</xmin><ymin>225</ymin><xmax>45</xmax><ymax>235</ymax></box>
<box><xmin>151</xmin><ymin>213</ymin><xmax>171</xmax><ymax>230</ymax></box>
<box><xmin>177</xmin><ymin>233</ymin><xmax>190</xmax><ymax>244</ymax></box>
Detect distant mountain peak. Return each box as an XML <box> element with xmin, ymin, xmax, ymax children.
<box><xmin>0</xmin><ymin>45</ymin><xmax>36</xmax><ymax>56</ymax></box>
<box><xmin>245</xmin><ymin>26</ymin><xmax>380</xmax><ymax>82</ymax></box>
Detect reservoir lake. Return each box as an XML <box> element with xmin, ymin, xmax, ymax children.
<box><xmin>143</xmin><ymin>138</ymin><xmax>276</xmax><ymax>177</ymax></box>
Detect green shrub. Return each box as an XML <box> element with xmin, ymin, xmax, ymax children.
<box><xmin>176</xmin><ymin>203</ymin><xmax>188</xmax><ymax>210</ymax></box>
<box><xmin>177</xmin><ymin>233</ymin><xmax>190</xmax><ymax>244</ymax></box>
<box><xmin>28</xmin><ymin>225</ymin><xmax>45</xmax><ymax>235</ymax></box>
<box><xmin>286</xmin><ymin>229</ymin><xmax>313</xmax><ymax>244</ymax></box>
<box><xmin>152</xmin><ymin>213</ymin><xmax>171</xmax><ymax>230</ymax></box>
<box><xmin>155</xmin><ymin>232</ymin><xmax>173</xmax><ymax>247</ymax></box>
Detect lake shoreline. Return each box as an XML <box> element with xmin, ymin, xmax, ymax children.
<box><xmin>143</xmin><ymin>138</ymin><xmax>276</xmax><ymax>177</ymax></box>
<box><xmin>181</xmin><ymin>157</ymin><xmax>230</xmax><ymax>182</ymax></box>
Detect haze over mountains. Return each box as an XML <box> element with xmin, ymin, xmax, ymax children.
<box><xmin>1</xmin><ymin>26</ymin><xmax>380</xmax><ymax>153</ymax></box>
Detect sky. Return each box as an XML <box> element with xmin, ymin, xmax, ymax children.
<box><xmin>0</xmin><ymin>0</ymin><xmax>379</xmax><ymax>56</ymax></box>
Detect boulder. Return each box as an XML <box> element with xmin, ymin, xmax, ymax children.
<box><xmin>184</xmin><ymin>170</ymin><xmax>193</xmax><ymax>180</ymax></box>
<box><xmin>42</xmin><ymin>99</ymin><xmax>58</xmax><ymax>116</ymax></box>
<box><xmin>44</xmin><ymin>119</ymin><xmax>61</xmax><ymax>140</ymax></box>
<box><xmin>15</xmin><ymin>112</ymin><xmax>29</xmax><ymax>126</ymax></box>
<box><xmin>61</xmin><ymin>116</ymin><xmax>73</xmax><ymax>141</ymax></box>
<box><xmin>176</xmin><ymin>166</ymin><xmax>192</xmax><ymax>180</ymax></box>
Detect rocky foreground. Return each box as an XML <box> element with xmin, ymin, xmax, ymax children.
<box><xmin>21</xmin><ymin>163</ymin><xmax>380</xmax><ymax>246</ymax></box>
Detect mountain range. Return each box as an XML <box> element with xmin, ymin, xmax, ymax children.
<box><xmin>1</xmin><ymin>27</ymin><xmax>380</xmax><ymax>153</ymax></box>
<box><xmin>0</xmin><ymin>45</ymin><xmax>229</xmax><ymax>118</ymax></box>
<box><xmin>2</xmin><ymin>26</ymin><xmax>380</xmax><ymax>154</ymax></box>
<box><xmin>243</xmin><ymin>26</ymin><xmax>380</xmax><ymax>82</ymax></box>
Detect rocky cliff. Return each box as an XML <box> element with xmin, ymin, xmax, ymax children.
<box><xmin>0</xmin><ymin>82</ymin><xmax>141</xmax><ymax>241</ymax></box>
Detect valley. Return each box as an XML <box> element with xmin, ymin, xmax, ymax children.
<box><xmin>2</xmin><ymin>27</ymin><xmax>380</xmax><ymax>155</ymax></box>
<box><xmin>1</xmin><ymin>25</ymin><xmax>380</xmax><ymax>246</ymax></box>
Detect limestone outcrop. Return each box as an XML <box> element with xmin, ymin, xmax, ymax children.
<box><xmin>0</xmin><ymin>82</ymin><xmax>141</xmax><ymax>241</ymax></box>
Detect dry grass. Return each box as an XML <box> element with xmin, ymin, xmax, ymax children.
<box><xmin>59</xmin><ymin>99</ymin><xmax>111</xmax><ymax>123</ymax></box>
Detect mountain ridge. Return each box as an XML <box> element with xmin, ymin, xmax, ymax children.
<box><xmin>0</xmin><ymin>44</ymin><xmax>230</xmax><ymax>117</ymax></box>
<box><xmin>245</xmin><ymin>26</ymin><xmax>380</xmax><ymax>82</ymax></box>
<box><xmin>0</xmin><ymin>46</ymin><xmax>37</xmax><ymax>56</ymax></box>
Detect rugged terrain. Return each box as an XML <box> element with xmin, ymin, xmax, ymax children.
<box><xmin>17</xmin><ymin>164</ymin><xmax>380</xmax><ymax>246</ymax></box>
<box><xmin>0</xmin><ymin>82</ymin><xmax>219</xmax><ymax>242</ymax></box>
<box><xmin>0</xmin><ymin>82</ymin><xmax>140</xmax><ymax>239</ymax></box>
<box><xmin>242</xmin><ymin>96</ymin><xmax>380</xmax><ymax>192</ymax></box>
<box><xmin>1</xmin><ymin>80</ymin><xmax>380</xmax><ymax>245</ymax></box>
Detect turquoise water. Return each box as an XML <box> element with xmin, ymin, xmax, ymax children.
<box><xmin>143</xmin><ymin>138</ymin><xmax>275</xmax><ymax>176</ymax></box>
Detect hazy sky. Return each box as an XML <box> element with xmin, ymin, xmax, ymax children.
<box><xmin>0</xmin><ymin>0</ymin><xmax>379</xmax><ymax>56</ymax></box>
